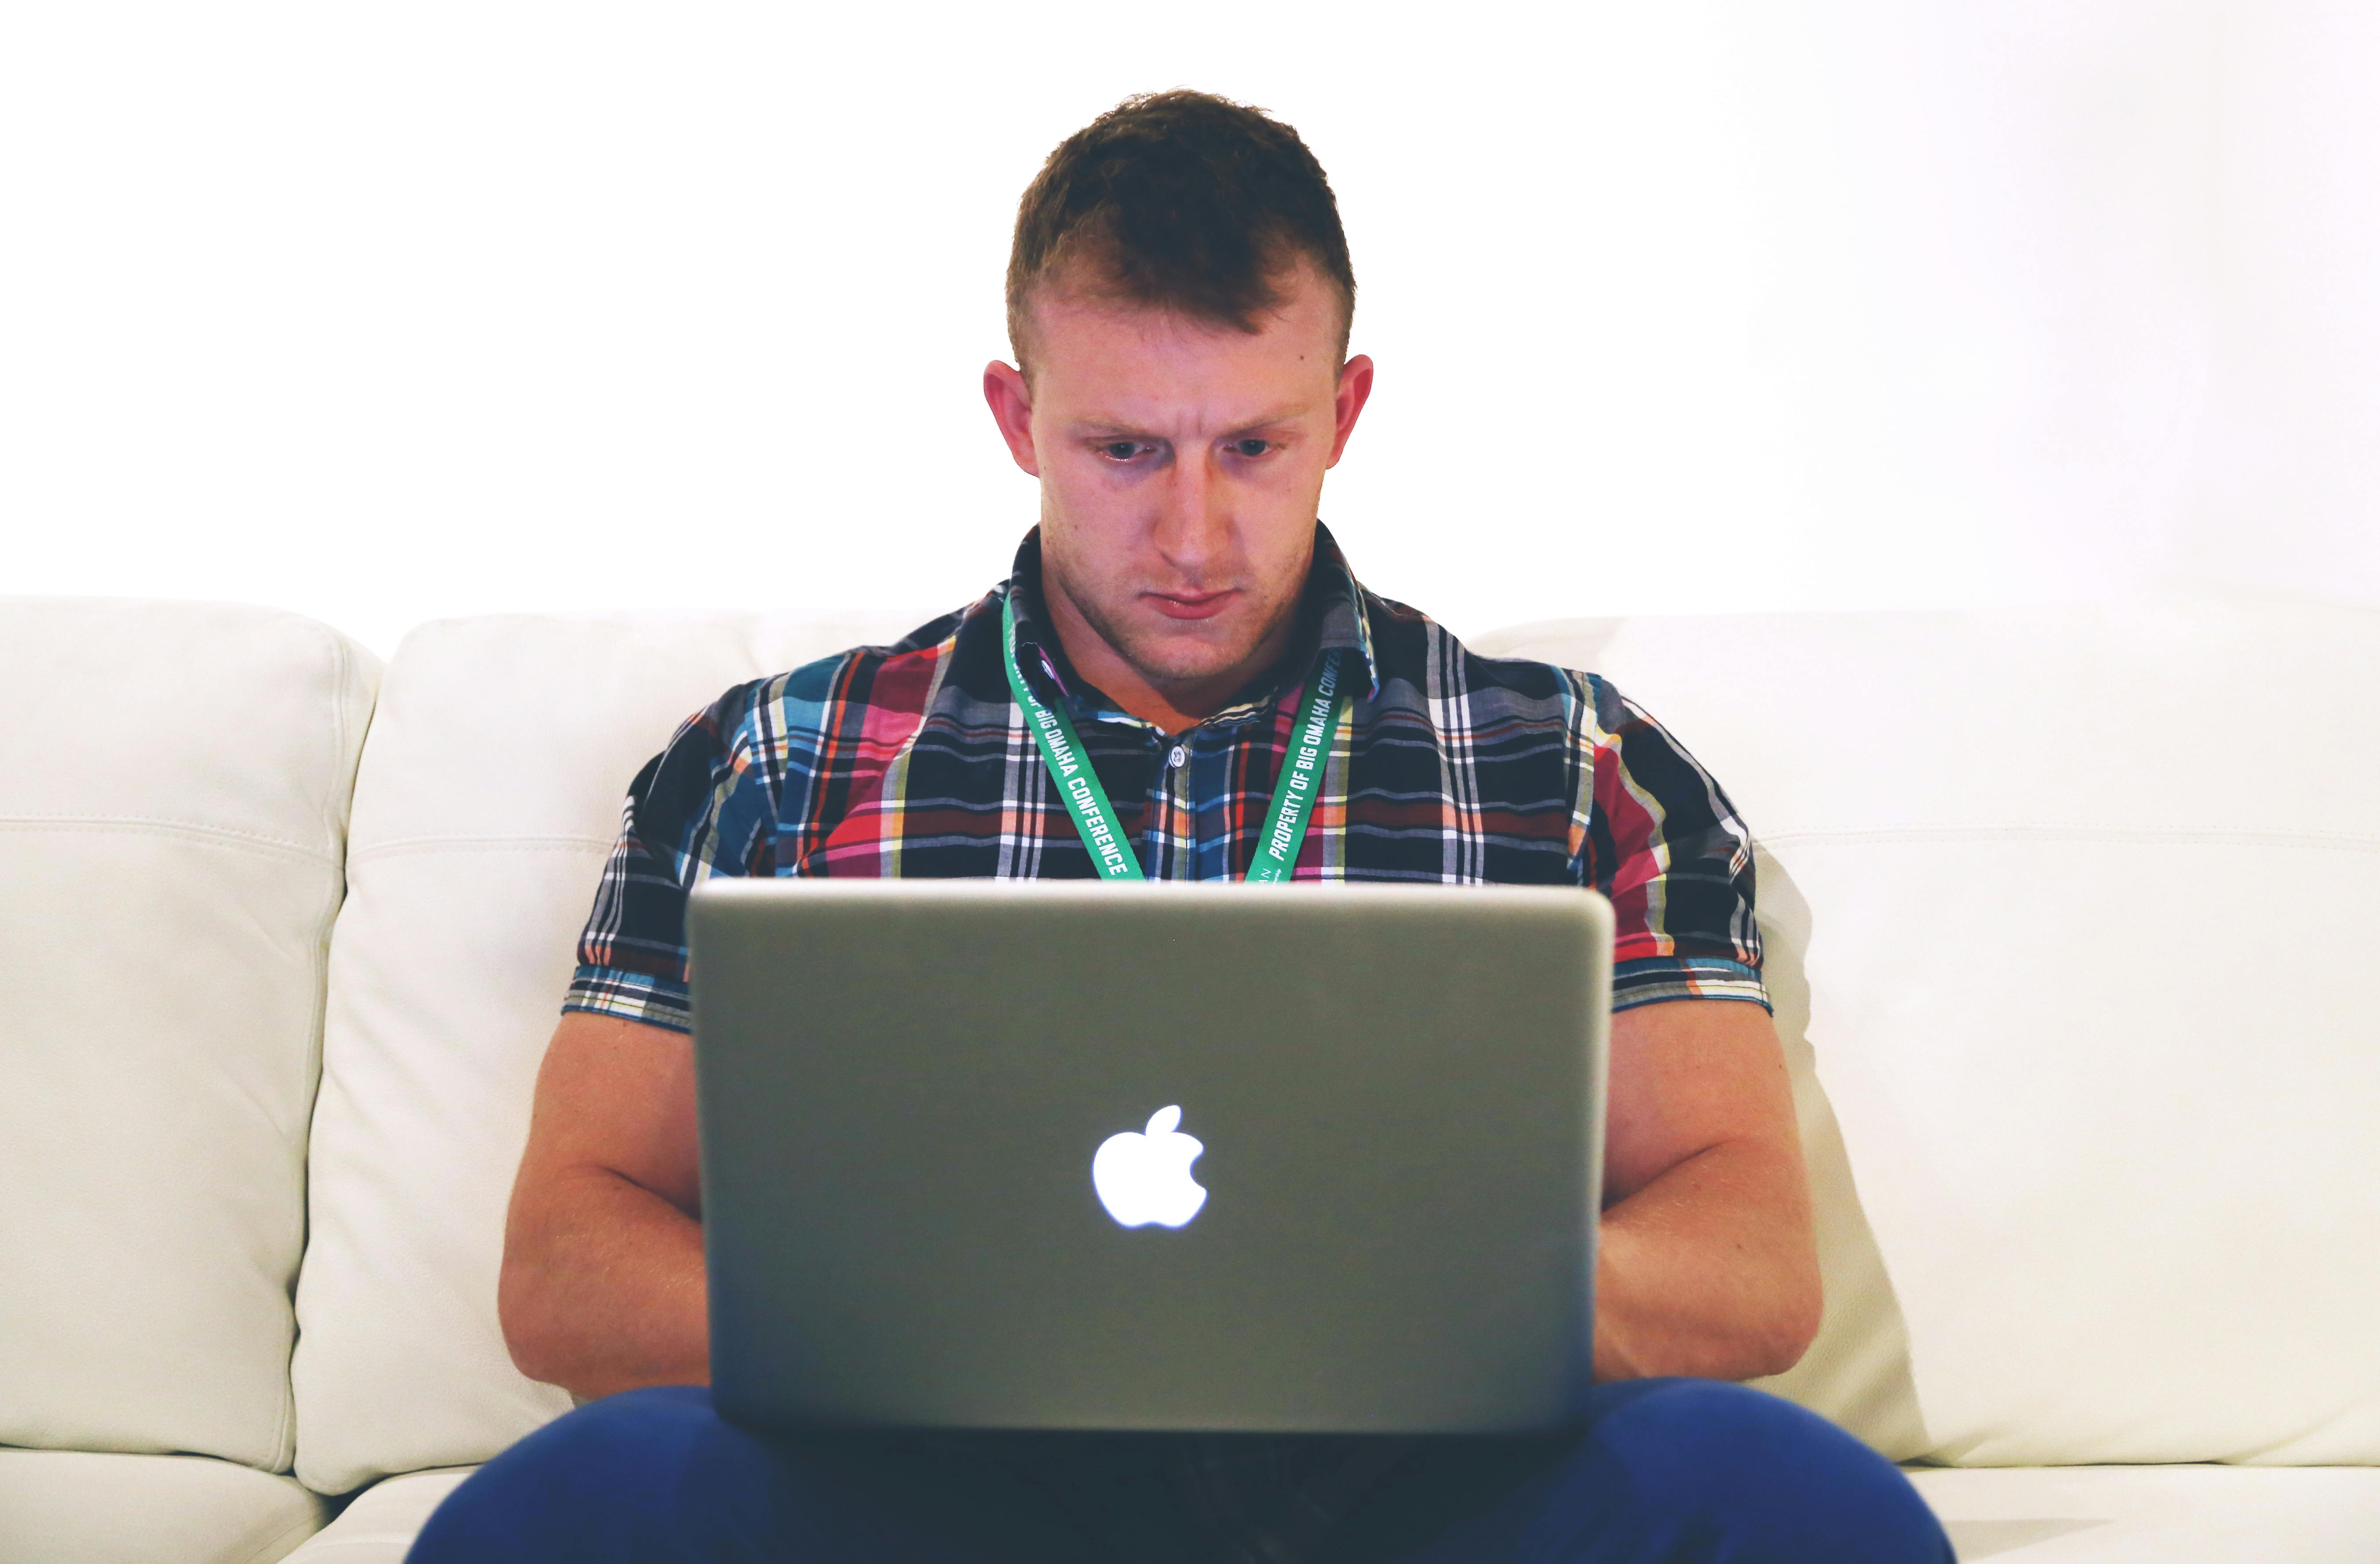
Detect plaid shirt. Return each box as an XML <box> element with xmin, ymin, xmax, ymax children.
<box><xmin>566</xmin><ymin>524</ymin><xmax>1767</xmax><ymax>1562</ymax></box>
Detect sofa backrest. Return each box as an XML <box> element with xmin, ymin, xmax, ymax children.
<box><xmin>0</xmin><ymin>599</ymin><xmax>377</xmax><ymax>1472</ymax></box>
<box><xmin>291</xmin><ymin>608</ymin><xmax>934</xmax><ymax>1493</ymax></box>
<box><xmin>285</xmin><ymin>593</ymin><xmax>2380</xmax><ymax>1488</ymax></box>
<box><xmin>1476</xmin><ymin>597</ymin><xmax>2380</xmax><ymax>1465</ymax></box>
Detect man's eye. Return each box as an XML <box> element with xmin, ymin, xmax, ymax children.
<box><xmin>1231</xmin><ymin>438</ymin><xmax>1273</xmax><ymax>458</ymax></box>
<box><xmin>1099</xmin><ymin>441</ymin><xmax>1147</xmax><ymax>462</ymax></box>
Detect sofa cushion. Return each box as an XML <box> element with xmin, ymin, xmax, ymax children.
<box><xmin>0</xmin><ymin>599</ymin><xmax>377</xmax><ymax>1471</ymax></box>
<box><xmin>0</xmin><ymin>1439</ymin><xmax>330</xmax><ymax>1563</ymax></box>
<box><xmin>1909</xmin><ymin>1465</ymin><xmax>2380</xmax><ymax>1561</ymax></box>
<box><xmin>292</xmin><ymin>610</ymin><xmax>934</xmax><ymax>1492</ymax></box>
<box><xmin>268</xmin><ymin>1461</ymin><xmax>2380</xmax><ymax>1563</ymax></box>
<box><xmin>1475</xmin><ymin>599</ymin><xmax>2380</xmax><ymax>1465</ymax></box>
<box><xmin>280</xmin><ymin>1468</ymin><xmax>477</xmax><ymax>1564</ymax></box>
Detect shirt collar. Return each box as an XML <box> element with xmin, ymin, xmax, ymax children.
<box><xmin>1308</xmin><ymin>522</ymin><xmax>1381</xmax><ymax>701</ymax></box>
<box><xmin>1000</xmin><ymin>522</ymin><xmax>1380</xmax><ymax>730</ymax></box>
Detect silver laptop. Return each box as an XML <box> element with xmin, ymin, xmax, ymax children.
<box><xmin>687</xmin><ymin>878</ymin><xmax>1612</xmax><ymax>1436</ymax></box>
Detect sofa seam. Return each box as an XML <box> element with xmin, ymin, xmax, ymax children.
<box><xmin>0</xmin><ymin>815</ymin><xmax>336</xmax><ymax>864</ymax></box>
<box><xmin>348</xmin><ymin>834</ymin><xmax>615</xmax><ymax>862</ymax></box>
<box><xmin>1756</xmin><ymin>826</ymin><xmax>2380</xmax><ymax>852</ymax></box>
<box><xmin>288</xmin><ymin>632</ymin><xmax>371</xmax><ymax>1482</ymax></box>
<box><xmin>230</xmin><ymin>1500</ymin><xmax>335</xmax><ymax>1564</ymax></box>
<box><xmin>323</xmin><ymin>628</ymin><xmax>353</xmax><ymax>873</ymax></box>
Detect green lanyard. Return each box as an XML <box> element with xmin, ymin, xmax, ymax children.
<box><xmin>1001</xmin><ymin>591</ymin><xmax>1349</xmax><ymax>882</ymax></box>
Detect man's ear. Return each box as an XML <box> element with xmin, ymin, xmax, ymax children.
<box><xmin>983</xmin><ymin>361</ymin><xmax>1040</xmax><ymax>478</ymax></box>
<box><xmin>1326</xmin><ymin>354</ymin><xmax>1375</xmax><ymax>469</ymax></box>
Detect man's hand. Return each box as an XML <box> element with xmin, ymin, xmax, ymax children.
<box><xmin>1591</xmin><ymin>999</ymin><xmax>1822</xmax><ymax>1383</ymax></box>
<box><xmin>499</xmin><ymin>998</ymin><xmax>1817</xmax><ymax>1397</ymax></box>
<box><xmin>499</xmin><ymin>1010</ymin><xmax>711</xmax><ymax>1399</ymax></box>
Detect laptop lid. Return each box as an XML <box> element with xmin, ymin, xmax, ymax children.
<box><xmin>689</xmin><ymin>878</ymin><xmax>1611</xmax><ymax>1435</ymax></box>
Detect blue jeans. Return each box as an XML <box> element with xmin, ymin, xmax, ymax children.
<box><xmin>409</xmin><ymin>1379</ymin><xmax>1950</xmax><ymax>1563</ymax></box>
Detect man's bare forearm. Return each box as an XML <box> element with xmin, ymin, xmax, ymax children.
<box><xmin>499</xmin><ymin>1164</ymin><xmax>711</xmax><ymax>1401</ymax></box>
<box><xmin>1590</xmin><ymin>1137</ymin><xmax>1822</xmax><ymax>1383</ymax></box>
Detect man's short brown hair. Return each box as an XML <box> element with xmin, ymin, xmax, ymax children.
<box><xmin>1005</xmin><ymin>90</ymin><xmax>1357</xmax><ymax>374</ymax></box>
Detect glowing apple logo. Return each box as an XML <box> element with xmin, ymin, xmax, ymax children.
<box><xmin>1091</xmin><ymin>1105</ymin><xmax>1208</xmax><ymax>1229</ymax></box>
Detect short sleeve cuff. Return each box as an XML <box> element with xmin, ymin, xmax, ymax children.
<box><xmin>1611</xmin><ymin>956</ymin><xmax>1771</xmax><ymax>1014</ymax></box>
<box><xmin>564</xmin><ymin>965</ymin><xmax>693</xmax><ymax>1034</ymax></box>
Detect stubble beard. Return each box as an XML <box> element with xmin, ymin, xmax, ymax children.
<box><xmin>1050</xmin><ymin>556</ymin><xmax>1305</xmax><ymax>700</ymax></box>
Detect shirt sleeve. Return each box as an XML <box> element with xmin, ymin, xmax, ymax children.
<box><xmin>565</xmin><ymin>679</ymin><xmax>777</xmax><ymax>1034</ymax></box>
<box><xmin>1573</xmin><ymin>673</ymin><xmax>1769</xmax><ymax>1012</ymax></box>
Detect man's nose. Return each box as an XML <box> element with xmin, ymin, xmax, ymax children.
<box><xmin>1151</xmin><ymin>444</ymin><xmax>1231</xmax><ymax>571</ymax></box>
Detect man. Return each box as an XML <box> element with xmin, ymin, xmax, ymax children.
<box><xmin>414</xmin><ymin>92</ymin><xmax>1950</xmax><ymax>1563</ymax></box>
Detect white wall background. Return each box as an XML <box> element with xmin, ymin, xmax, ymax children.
<box><xmin>4</xmin><ymin>2</ymin><xmax>2374</xmax><ymax>656</ymax></box>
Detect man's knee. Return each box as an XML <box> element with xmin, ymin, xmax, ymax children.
<box><xmin>409</xmin><ymin>1386</ymin><xmax>739</xmax><ymax>1562</ymax></box>
<box><xmin>1577</xmin><ymin>1378</ymin><xmax>1949</xmax><ymax>1563</ymax></box>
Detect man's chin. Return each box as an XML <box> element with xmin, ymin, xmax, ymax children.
<box><xmin>1112</xmin><ymin>627</ymin><xmax>1265</xmax><ymax>691</ymax></box>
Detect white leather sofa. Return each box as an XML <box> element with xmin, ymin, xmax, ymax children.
<box><xmin>4</xmin><ymin>590</ymin><xmax>2376</xmax><ymax>1564</ymax></box>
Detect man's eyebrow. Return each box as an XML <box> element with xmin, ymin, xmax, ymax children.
<box><xmin>1219</xmin><ymin>406</ymin><xmax>1308</xmax><ymax>435</ymax></box>
<box><xmin>1065</xmin><ymin>407</ymin><xmax>1311</xmax><ymax>438</ymax></box>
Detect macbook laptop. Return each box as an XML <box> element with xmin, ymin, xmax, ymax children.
<box><xmin>687</xmin><ymin>878</ymin><xmax>1612</xmax><ymax>1435</ymax></box>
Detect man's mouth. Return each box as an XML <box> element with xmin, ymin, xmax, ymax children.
<box><xmin>1145</xmin><ymin>589</ymin><xmax>1238</xmax><ymax>622</ymax></box>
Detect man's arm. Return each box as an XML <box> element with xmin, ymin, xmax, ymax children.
<box><xmin>498</xmin><ymin>1010</ymin><xmax>710</xmax><ymax>1399</ymax></box>
<box><xmin>1591</xmin><ymin>997</ymin><xmax>1821</xmax><ymax>1383</ymax></box>
<box><xmin>498</xmin><ymin>996</ymin><xmax>1815</xmax><ymax>1394</ymax></box>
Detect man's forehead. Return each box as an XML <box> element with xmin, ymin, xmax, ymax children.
<box><xmin>1023</xmin><ymin>267</ymin><xmax>1345</xmax><ymax>423</ymax></box>
<box><xmin>1063</xmin><ymin>395</ymin><xmax>1313</xmax><ymax>435</ymax></box>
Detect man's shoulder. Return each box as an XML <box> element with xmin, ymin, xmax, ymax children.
<box><xmin>1357</xmin><ymin>588</ymin><xmax>1614</xmax><ymax>715</ymax></box>
<box><xmin>668</xmin><ymin>595</ymin><xmax>997</xmax><ymax>766</ymax></box>
<box><xmin>760</xmin><ymin>600</ymin><xmax>977</xmax><ymax>715</ymax></box>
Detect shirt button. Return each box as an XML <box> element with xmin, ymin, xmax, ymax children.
<box><xmin>1168</xmin><ymin>745</ymin><xmax>1188</xmax><ymax>769</ymax></box>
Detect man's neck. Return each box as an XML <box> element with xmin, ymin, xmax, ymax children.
<box><xmin>1037</xmin><ymin>566</ymin><xmax>1303</xmax><ymax>736</ymax></box>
